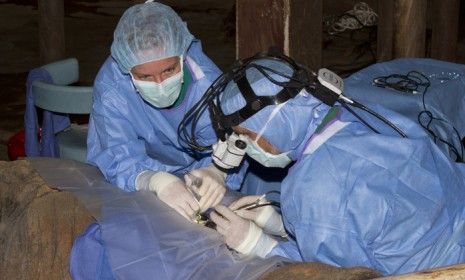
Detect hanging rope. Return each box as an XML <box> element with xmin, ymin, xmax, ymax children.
<box><xmin>328</xmin><ymin>2</ymin><xmax>378</xmax><ymax>35</ymax></box>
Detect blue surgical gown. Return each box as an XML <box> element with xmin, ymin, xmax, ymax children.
<box><xmin>87</xmin><ymin>40</ymin><xmax>243</xmax><ymax>191</ymax></box>
<box><xmin>344</xmin><ymin>58</ymin><xmax>465</xmax><ymax>161</ymax></box>
<box><xmin>270</xmin><ymin>107</ymin><xmax>465</xmax><ymax>276</ymax></box>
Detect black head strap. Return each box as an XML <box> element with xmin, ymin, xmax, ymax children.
<box><xmin>208</xmin><ymin>49</ymin><xmax>309</xmax><ymax>139</ymax></box>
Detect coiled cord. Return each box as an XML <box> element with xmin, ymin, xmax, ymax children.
<box><xmin>373</xmin><ymin>71</ymin><xmax>464</xmax><ymax>162</ymax></box>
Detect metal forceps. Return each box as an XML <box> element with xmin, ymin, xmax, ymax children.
<box><xmin>184</xmin><ymin>172</ymin><xmax>202</xmax><ymax>200</ymax></box>
<box><xmin>233</xmin><ymin>194</ymin><xmax>267</xmax><ymax>212</ymax></box>
<box><xmin>184</xmin><ymin>172</ymin><xmax>208</xmax><ymax>224</ymax></box>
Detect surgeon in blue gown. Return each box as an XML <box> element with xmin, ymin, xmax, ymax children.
<box><xmin>87</xmin><ymin>2</ymin><xmax>245</xmax><ymax>219</ymax></box>
<box><xmin>209</xmin><ymin>58</ymin><xmax>465</xmax><ymax>276</ymax></box>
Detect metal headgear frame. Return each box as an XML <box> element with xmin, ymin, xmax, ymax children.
<box><xmin>208</xmin><ymin>49</ymin><xmax>312</xmax><ymax>141</ymax></box>
<box><xmin>178</xmin><ymin>48</ymin><xmax>351</xmax><ymax>153</ymax></box>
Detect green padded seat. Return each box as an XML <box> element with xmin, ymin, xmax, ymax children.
<box><xmin>32</xmin><ymin>58</ymin><xmax>93</xmax><ymax>163</ymax></box>
<box><xmin>56</xmin><ymin>124</ymin><xmax>89</xmax><ymax>163</ymax></box>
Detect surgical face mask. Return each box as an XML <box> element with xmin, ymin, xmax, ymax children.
<box><xmin>242</xmin><ymin>135</ymin><xmax>292</xmax><ymax>168</ymax></box>
<box><xmin>131</xmin><ymin>57</ymin><xmax>184</xmax><ymax>108</ymax></box>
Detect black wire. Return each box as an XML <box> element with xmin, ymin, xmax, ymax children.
<box><xmin>248</xmin><ymin>64</ymin><xmax>306</xmax><ymax>88</ymax></box>
<box><xmin>202</xmin><ymin>200</ymin><xmax>281</xmax><ymax>229</ymax></box>
<box><xmin>178</xmin><ymin>59</ymin><xmax>309</xmax><ymax>152</ymax></box>
<box><xmin>352</xmin><ymin>100</ymin><xmax>407</xmax><ymax>138</ymax></box>
<box><xmin>243</xmin><ymin>201</ymin><xmax>281</xmax><ymax>211</ymax></box>
<box><xmin>181</xmin><ymin>54</ymin><xmax>442</xmax><ymax>160</ymax></box>
<box><xmin>341</xmin><ymin>103</ymin><xmax>380</xmax><ymax>134</ymax></box>
<box><xmin>418</xmin><ymin>111</ymin><xmax>463</xmax><ymax>162</ymax></box>
<box><xmin>178</xmin><ymin>69</ymin><xmax>235</xmax><ymax>151</ymax></box>
<box><xmin>373</xmin><ymin>71</ymin><xmax>464</xmax><ymax>162</ymax></box>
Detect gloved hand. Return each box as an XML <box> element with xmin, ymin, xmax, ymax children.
<box><xmin>147</xmin><ymin>172</ymin><xmax>200</xmax><ymax>220</ymax></box>
<box><xmin>229</xmin><ymin>195</ymin><xmax>287</xmax><ymax>237</ymax></box>
<box><xmin>185</xmin><ymin>165</ymin><xmax>226</xmax><ymax>213</ymax></box>
<box><xmin>210</xmin><ymin>205</ymin><xmax>278</xmax><ymax>258</ymax></box>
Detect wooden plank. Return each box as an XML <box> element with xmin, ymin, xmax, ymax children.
<box><xmin>236</xmin><ymin>0</ymin><xmax>286</xmax><ymax>59</ymax></box>
<box><xmin>431</xmin><ymin>0</ymin><xmax>460</xmax><ymax>62</ymax></box>
<box><xmin>393</xmin><ymin>0</ymin><xmax>427</xmax><ymax>58</ymax></box>
<box><xmin>38</xmin><ymin>0</ymin><xmax>65</xmax><ymax>64</ymax></box>
<box><xmin>376</xmin><ymin>263</ymin><xmax>465</xmax><ymax>279</ymax></box>
<box><xmin>376</xmin><ymin>0</ymin><xmax>394</xmax><ymax>61</ymax></box>
<box><xmin>288</xmin><ymin>0</ymin><xmax>322</xmax><ymax>70</ymax></box>
<box><xmin>237</xmin><ymin>0</ymin><xmax>322</xmax><ymax>70</ymax></box>
<box><xmin>260</xmin><ymin>262</ymin><xmax>380</xmax><ymax>279</ymax></box>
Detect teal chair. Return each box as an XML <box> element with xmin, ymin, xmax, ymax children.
<box><xmin>32</xmin><ymin>58</ymin><xmax>93</xmax><ymax>163</ymax></box>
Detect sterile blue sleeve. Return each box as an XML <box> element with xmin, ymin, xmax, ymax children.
<box><xmin>280</xmin><ymin>117</ymin><xmax>465</xmax><ymax>275</ymax></box>
<box><xmin>70</xmin><ymin>223</ymin><xmax>116</xmax><ymax>280</ymax></box>
<box><xmin>344</xmin><ymin>58</ymin><xmax>465</xmax><ymax>161</ymax></box>
<box><xmin>88</xmin><ymin>83</ymin><xmax>211</xmax><ymax>191</ymax></box>
<box><xmin>87</xmin><ymin>41</ymin><xmax>226</xmax><ymax>191</ymax></box>
<box><xmin>268</xmin><ymin>238</ymin><xmax>303</xmax><ymax>262</ymax></box>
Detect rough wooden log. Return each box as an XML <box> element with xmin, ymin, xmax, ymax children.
<box><xmin>393</xmin><ymin>0</ymin><xmax>427</xmax><ymax>58</ymax></box>
<box><xmin>38</xmin><ymin>0</ymin><xmax>65</xmax><ymax>64</ymax></box>
<box><xmin>0</xmin><ymin>160</ymin><xmax>94</xmax><ymax>279</ymax></box>
<box><xmin>377</xmin><ymin>0</ymin><xmax>428</xmax><ymax>60</ymax></box>
<box><xmin>259</xmin><ymin>262</ymin><xmax>381</xmax><ymax>280</ymax></box>
<box><xmin>378</xmin><ymin>263</ymin><xmax>465</xmax><ymax>279</ymax></box>
<box><xmin>288</xmin><ymin>0</ymin><xmax>322</xmax><ymax>71</ymax></box>
<box><xmin>376</xmin><ymin>0</ymin><xmax>395</xmax><ymax>61</ymax></box>
<box><xmin>236</xmin><ymin>0</ymin><xmax>322</xmax><ymax>70</ymax></box>
<box><xmin>430</xmin><ymin>0</ymin><xmax>460</xmax><ymax>62</ymax></box>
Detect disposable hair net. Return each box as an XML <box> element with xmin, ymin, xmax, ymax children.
<box><xmin>111</xmin><ymin>2</ymin><xmax>194</xmax><ymax>74</ymax></box>
<box><xmin>220</xmin><ymin>59</ymin><xmax>329</xmax><ymax>158</ymax></box>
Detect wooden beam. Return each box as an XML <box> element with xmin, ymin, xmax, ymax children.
<box><xmin>38</xmin><ymin>0</ymin><xmax>65</xmax><ymax>64</ymax></box>
<box><xmin>376</xmin><ymin>263</ymin><xmax>465</xmax><ymax>279</ymax></box>
<box><xmin>376</xmin><ymin>0</ymin><xmax>394</xmax><ymax>61</ymax></box>
<box><xmin>236</xmin><ymin>0</ymin><xmax>285</xmax><ymax>58</ymax></box>
<box><xmin>236</xmin><ymin>0</ymin><xmax>322</xmax><ymax>70</ymax></box>
<box><xmin>431</xmin><ymin>0</ymin><xmax>460</xmax><ymax>62</ymax></box>
<box><xmin>393</xmin><ymin>0</ymin><xmax>427</xmax><ymax>58</ymax></box>
<box><xmin>288</xmin><ymin>0</ymin><xmax>322</xmax><ymax>70</ymax></box>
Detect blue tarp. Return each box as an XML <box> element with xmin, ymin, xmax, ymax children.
<box><xmin>30</xmin><ymin>158</ymin><xmax>291</xmax><ymax>280</ymax></box>
<box><xmin>344</xmin><ymin>58</ymin><xmax>465</xmax><ymax>161</ymax></box>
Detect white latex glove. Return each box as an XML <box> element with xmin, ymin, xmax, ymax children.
<box><xmin>210</xmin><ymin>205</ymin><xmax>278</xmax><ymax>258</ymax></box>
<box><xmin>147</xmin><ymin>172</ymin><xmax>200</xmax><ymax>220</ymax></box>
<box><xmin>184</xmin><ymin>165</ymin><xmax>226</xmax><ymax>213</ymax></box>
<box><xmin>229</xmin><ymin>195</ymin><xmax>287</xmax><ymax>237</ymax></box>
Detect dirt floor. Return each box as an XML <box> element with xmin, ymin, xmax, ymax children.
<box><xmin>0</xmin><ymin>0</ymin><xmax>464</xmax><ymax>161</ymax></box>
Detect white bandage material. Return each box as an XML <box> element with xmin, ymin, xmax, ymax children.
<box><xmin>255</xmin><ymin>206</ymin><xmax>287</xmax><ymax>237</ymax></box>
<box><xmin>145</xmin><ymin>172</ymin><xmax>180</xmax><ymax>194</ymax></box>
<box><xmin>234</xmin><ymin>221</ymin><xmax>278</xmax><ymax>258</ymax></box>
<box><xmin>235</xmin><ymin>221</ymin><xmax>263</xmax><ymax>255</ymax></box>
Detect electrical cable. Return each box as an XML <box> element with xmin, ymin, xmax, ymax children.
<box><xmin>241</xmin><ymin>201</ymin><xmax>281</xmax><ymax>211</ymax></box>
<box><xmin>352</xmin><ymin>100</ymin><xmax>407</xmax><ymax>137</ymax></box>
<box><xmin>178</xmin><ymin>68</ymin><xmax>235</xmax><ymax>151</ymax></box>
<box><xmin>373</xmin><ymin>71</ymin><xmax>464</xmax><ymax>162</ymax></box>
<box><xmin>179</xmin><ymin>51</ymin><xmax>410</xmax><ymax>156</ymax></box>
<box><xmin>178</xmin><ymin>54</ymin><xmax>311</xmax><ymax>152</ymax></box>
<box><xmin>202</xmin><ymin>191</ymin><xmax>281</xmax><ymax>229</ymax></box>
<box><xmin>341</xmin><ymin>102</ymin><xmax>380</xmax><ymax>134</ymax></box>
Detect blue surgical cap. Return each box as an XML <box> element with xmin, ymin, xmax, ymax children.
<box><xmin>111</xmin><ymin>2</ymin><xmax>194</xmax><ymax>74</ymax></box>
<box><xmin>220</xmin><ymin>58</ymin><xmax>329</xmax><ymax>158</ymax></box>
